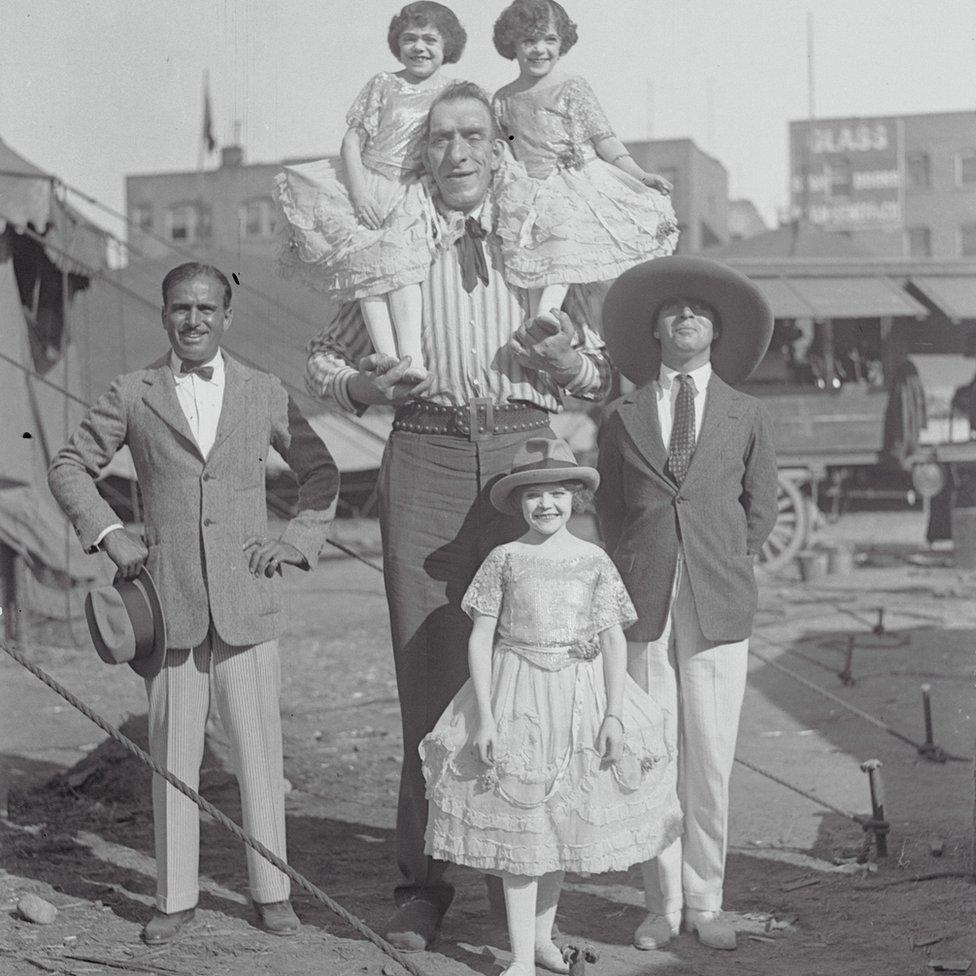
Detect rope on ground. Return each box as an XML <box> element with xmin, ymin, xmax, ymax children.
<box><xmin>1</xmin><ymin>638</ymin><xmax>433</xmax><ymax>976</ymax></box>
<box><xmin>732</xmin><ymin>756</ymin><xmax>864</xmax><ymax>826</ymax></box>
<box><xmin>749</xmin><ymin>636</ymin><xmax>970</xmax><ymax>763</ymax></box>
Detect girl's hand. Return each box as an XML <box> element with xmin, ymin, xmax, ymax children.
<box><xmin>597</xmin><ymin>714</ymin><xmax>624</xmax><ymax>763</ymax></box>
<box><xmin>640</xmin><ymin>171</ymin><xmax>673</xmax><ymax>195</ymax></box>
<box><xmin>351</xmin><ymin>191</ymin><xmax>382</xmax><ymax>229</ymax></box>
<box><xmin>474</xmin><ymin>718</ymin><xmax>498</xmax><ymax>766</ymax></box>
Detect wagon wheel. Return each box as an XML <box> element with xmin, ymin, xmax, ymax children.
<box><xmin>760</xmin><ymin>474</ymin><xmax>809</xmax><ymax>573</ymax></box>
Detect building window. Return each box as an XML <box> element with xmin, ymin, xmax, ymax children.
<box><xmin>958</xmin><ymin>151</ymin><xmax>976</xmax><ymax>186</ymax></box>
<box><xmin>239</xmin><ymin>198</ymin><xmax>277</xmax><ymax>239</ymax></box>
<box><xmin>907</xmin><ymin>226</ymin><xmax>931</xmax><ymax>257</ymax></box>
<box><xmin>961</xmin><ymin>223</ymin><xmax>976</xmax><ymax>257</ymax></box>
<box><xmin>132</xmin><ymin>203</ymin><xmax>153</xmax><ymax>233</ymax></box>
<box><xmin>166</xmin><ymin>203</ymin><xmax>211</xmax><ymax>243</ymax></box>
<box><xmin>906</xmin><ymin>151</ymin><xmax>931</xmax><ymax>188</ymax></box>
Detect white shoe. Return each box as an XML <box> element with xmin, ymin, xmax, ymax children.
<box><xmin>535</xmin><ymin>939</ymin><xmax>569</xmax><ymax>973</ymax></box>
<box><xmin>633</xmin><ymin>911</ymin><xmax>681</xmax><ymax>950</ymax></box>
<box><xmin>684</xmin><ymin>909</ymin><xmax>737</xmax><ymax>950</ymax></box>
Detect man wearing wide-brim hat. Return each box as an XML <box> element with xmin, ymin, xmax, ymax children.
<box><xmin>595</xmin><ymin>255</ymin><xmax>778</xmax><ymax>952</ymax></box>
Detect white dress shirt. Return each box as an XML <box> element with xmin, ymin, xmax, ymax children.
<box><xmin>169</xmin><ymin>350</ymin><xmax>225</xmax><ymax>458</ymax></box>
<box><xmin>655</xmin><ymin>360</ymin><xmax>712</xmax><ymax>449</ymax></box>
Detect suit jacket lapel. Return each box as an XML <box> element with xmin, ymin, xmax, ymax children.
<box><xmin>141</xmin><ymin>355</ymin><xmax>201</xmax><ymax>455</ymax></box>
<box><xmin>617</xmin><ymin>382</ymin><xmax>673</xmax><ymax>485</ymax></box>
<box><xmin>210</xmin><ymin>354</ymin><xmax>248</xmax><ymax>455</ymax></box>
<box><xmin>682</xmin><ymin>374</ymin><xmax>739</xmax><ymax>488</ymax></box>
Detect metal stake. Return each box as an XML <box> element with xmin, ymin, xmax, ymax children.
<box><xmin>859</xmin><ymin>759</ymin><xmax>888</xmax><ymax>857</ymax></box>
<box><xmin>918</xmin><ymin>683</ymin><xmax>949</xmax><ymax>762</ymax></box>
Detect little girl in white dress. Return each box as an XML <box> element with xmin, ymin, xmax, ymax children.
<box><xmin>274</xmin><ymin>2</ymin><xmax>468</xmax><ymax>381</ymax></box>
<box><xmin>491</xmin><ymin>0</ymin><xmax>679</xmax><ymax>327</ymax></box>
<box><xmin>421</xmin><ymin>437</ymin><xmax>681</xmax><ymax>976</ymax></box>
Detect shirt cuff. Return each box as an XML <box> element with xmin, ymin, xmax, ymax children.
<box><xmin>332</xmin><ymin>366</ymin><xmax>363</xmax><ymax>414</ymax></box>
<box><xmin>561</xmin><ymin>354</ymin><xmax>598</xmax><ymax>397</ymax></box>
<box><xmin>93</xmin><ymin>523</ymin><xmax>124</xmax><ymax>550</ymax></box>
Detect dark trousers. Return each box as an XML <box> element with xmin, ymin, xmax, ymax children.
<box><xmin>377</xmin><ymin>426</ymin><xmax>554</xmax><ymax>912</ymax></box>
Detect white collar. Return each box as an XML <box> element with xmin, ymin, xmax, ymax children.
<box><xmin>657</xmin><ymin>360</ymin><xmax>712</xmax><ymax>394</ymax></box>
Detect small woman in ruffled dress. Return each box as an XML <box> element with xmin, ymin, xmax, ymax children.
<box><xmin>274</xmin><ymin>2</ymin><xmax>467</xmax><ymax>381</ymax></box>
<box><xmin>421</xmin><ymin>438</ymin><xmax>681</xmax><ymax>976</ymax></box>
<box><xmin>491</xmin><ymin>0</ymin><xmax>679</xmax><ymax>328</ymax></box>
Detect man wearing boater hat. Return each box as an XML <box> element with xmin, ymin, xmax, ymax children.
<box><xmin>49</xmin><ymin>262</ymin><xmax>339</xmax><ymax>944</ymax></box>
<box><xmin>596</xmin><ymin>255</ymin><xmax>778</xmax><ymax>952</ymax></box>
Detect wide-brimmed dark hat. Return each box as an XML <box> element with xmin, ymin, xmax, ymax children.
<box><xmin>602</xmin><ymin>256</ymin><xmax>774</xmax><ymax>386</ymax></box>
<box><xmin>490</xmin><ymin>437</ymin><xmax>599</xmax><ymax>515</ymax></box>
<box><xmin>84</xmin><ymin>567</ymin><xmax>167</xmax><ymax>678</ymax></box>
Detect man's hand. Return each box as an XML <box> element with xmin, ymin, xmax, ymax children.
<box><xmin>101</xmin><ymin>528</ymin><xmax>148</xmax><ymax>581</ymax></box>
<box><xmin>508</xmin><ymin>309</ymin><xmax>583</xmax><ymax>383</ymax></box>
<box><xmin>347</xmin><ymin>353</ymin><xmax>434</xmax><ymax>406</ymax></box>
<box><xmin>242</xmin><ymin>538</ymin><xmax>306</xmax><ymax>578</ymax></box>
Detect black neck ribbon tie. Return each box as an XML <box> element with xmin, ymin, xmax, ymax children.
<box><xmin>456</xmin><ymin>216</ymin><xmax>490</xmax><ymax>294</ymax></box>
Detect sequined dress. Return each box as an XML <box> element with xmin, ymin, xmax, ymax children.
<box><xmin>420</xmin><ymin>543</ymin><xmax>682</xmax><ymax>877</ymax></box>
<box><xmin>274</xmin><ymin>72</ymin><xmax>450</xmax><ymax>300</ymax></box>
<box><xmin>492</xmin><ymin>76</ymin><xmax>679</xmax><ymax>290</ymax></box>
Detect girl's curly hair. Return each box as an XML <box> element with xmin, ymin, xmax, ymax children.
<box><xmin>492</xmin><ymin>0</ymin><xmax>578</xmax><ymax>61</ymax></box>
<box><xmin>388</xmin><ymin>2</ymin><xmax>467</xmax><ymax>65</ymax></box>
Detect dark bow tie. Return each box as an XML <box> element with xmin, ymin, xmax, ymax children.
<box><xmin>455</xmin><ymin>216</ymin><xmax>489</xmax><ymax>293</ymax></box>
<box><xmin>180</xmin><ymin>361</ymin><xmax>214</xmax><ymax>381</ymax></box>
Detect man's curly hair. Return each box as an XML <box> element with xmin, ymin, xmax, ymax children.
<box><xmin>388</xmin><ymin>2</ymin><xmax>467</xmax><ymax>64</ymax></box>
<box><xmin>492</xmin><ymin>0</ymin><xmax>578</xmax><ymax>61</ymax></box>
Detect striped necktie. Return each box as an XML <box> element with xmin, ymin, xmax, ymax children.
<box><xmin>666</xmin><ymin>374</ymin><xmax>695</xmax><ymax>484</ymax></box>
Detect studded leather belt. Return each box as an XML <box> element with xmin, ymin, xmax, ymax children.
<box><xmin>392</xmin><ymin>397</ymin><xmax>550</xmax><ymax>441</ymax></box>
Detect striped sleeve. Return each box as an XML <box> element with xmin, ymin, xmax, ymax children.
<box><xmin>305</xmin><ymin>302</ymin><xmax>374</xmax><ymax>413</ymax></box>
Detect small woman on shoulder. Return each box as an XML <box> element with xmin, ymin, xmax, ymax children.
<box><xmin>275</xmin><ymin>2</ymin><xmax>468</xmax><ymax>382</ymax></box>
<box><xmin>491</xmin><ymin>0</ymin><xmax>679</xmax><ymax>327</ymax></box>
<box><xmin>421</xmin><ymin>438</ymin><xmax>681</xmax><ymax>976</ymax></box>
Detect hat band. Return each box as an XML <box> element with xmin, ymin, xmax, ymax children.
<box><xmin>508</xmin><ymin>457</ymin><xmax>581</xmax><ymax>477</ymax></box>
<box><xmin>116</xmin><ymin>580</ymin><xmax>158</xmax><ymax>659</ymax></box>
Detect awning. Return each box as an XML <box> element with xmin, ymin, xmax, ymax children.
<box><xmin>750</xmin><ymin>275</ymin><xmax>927</xmax><ymax>320</ymax></box>
<box><xmin>909</xmin><ymin>275</ymin><xmax>976</xmax><ymax>322</ymax></box>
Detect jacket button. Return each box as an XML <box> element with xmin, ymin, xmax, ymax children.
<box><xmin>203</xmin><ymin>517</ymin><xmax>214</xmax><ymax>526</ymax></box>
<box><xmin>676</xmin><ymin>496</ymin><xmax>685</xmax><ymax>504</ymax></box>
<box><xmin>202</xmin><ymin>473</ymin><xmax>212</xmax><ymax>481</ymax></box>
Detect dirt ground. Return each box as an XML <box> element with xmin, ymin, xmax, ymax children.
<box><xmin>1</xmin><ymin>510</ymin><xmax>975</xmax><ymax>976</ymax></box>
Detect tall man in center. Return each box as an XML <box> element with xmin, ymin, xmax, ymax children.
<box><xmin>303</xmin><ymin>82</ymin><xmax>611</xmax><ymax>950</ymax></box>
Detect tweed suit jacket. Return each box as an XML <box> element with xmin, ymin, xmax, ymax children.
<box><xmin>596</xmin><ymin>372</ymin><xmax>777</xmax><ymax>643</ymax></box>
<box><xmin>49</xmin><ymin>353</ymin><xmax>340</xmax><ymax>650</ymax></box>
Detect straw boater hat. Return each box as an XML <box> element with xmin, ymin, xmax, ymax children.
<box><xmin>490</xmin><ymin>437</ymin><xmax>599</xmax><ymax>515</ymax></box>
<box><xmin>84</xmin><ymin>567</ymin><xmax>167</xmax><ymax>678</ymax></box>
<box><xmin>602</xmin><ymin>255</ymin><xmax>774</xmax><ymax>386</ymax></box>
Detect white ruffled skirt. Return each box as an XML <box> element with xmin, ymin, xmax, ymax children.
<box><xmin>421</xmin><ymin>643</ymin><xmax>681</xmax><ymax>877</ymax></box>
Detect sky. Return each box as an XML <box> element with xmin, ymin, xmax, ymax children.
<box><xmin>1</xmin><ymin>0</ymin><xmax>974</xmax><ymax>245</ymax></box>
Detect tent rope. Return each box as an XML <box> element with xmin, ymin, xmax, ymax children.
<box><xmin>0</xmin><ymin>638</ymin><xmax>435</xmax><ymax>976</ymax></box>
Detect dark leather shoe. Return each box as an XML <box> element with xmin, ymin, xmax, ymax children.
<box><xmin>253</xmin><ymin>900</ymin><xmax>300</xmax><ymax>936</ymax></box>
<box><xmin>383</xmin><ymin>899</ymin><xmax>442</xmax><ymax>951</ymax></box>
<box><xmin>142</xmin><ymin>908</ymin><xmax>196</xmax><ymax>944</ymax></box>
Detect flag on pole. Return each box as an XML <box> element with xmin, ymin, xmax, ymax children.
<box><xmin>202</xmin><ymin>71</ymin><xmax>217</xmax><ymax>155</ymax></box>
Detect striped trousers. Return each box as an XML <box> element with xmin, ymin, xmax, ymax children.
<box><xmin>627</xmin><ymin>554</ymin><xmax>749</xmax><ymax>915</ymax></box>
<box><xmin>144</xmin><ymin>631</ymin><xmax>289</xmax><ymax>913</ymax></box>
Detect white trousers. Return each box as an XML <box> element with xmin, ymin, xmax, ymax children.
<box><xmin>627</xmin><ymin>556</ymin><xmax>748</xmax><ymax>914</ymax></box>
<box><xmin>145</xmin><ymin>631</ymin><xmax>290</xmax><ymax>912</ymax></box>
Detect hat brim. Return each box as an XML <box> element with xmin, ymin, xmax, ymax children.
<box><xmin>490</xmin><ymin>466</ymin><xmax>600</xmax><ymax>515</ymax></box>
<box><xmin>129</xmin><ymin>566</ymin><xmax>167</xmax><ymax>678</ymax></box>
<box><xmin>602</xmin><ymin>256</ymin><xmax>774</xmax><ymax>386</ymax></box>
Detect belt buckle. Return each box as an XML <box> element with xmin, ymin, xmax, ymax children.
<box><xmin>467</xmin><ymin>397</ymin><xmax>493</xmax><ymax>441</ymax></box>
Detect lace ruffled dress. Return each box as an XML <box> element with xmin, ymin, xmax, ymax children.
<box><xmin>420</xmin><ymin>543</ymin><xmax>681</xmax><ymax>877</ymax></box>
<box><xmin>274</xmin><ymin>72</ymin><xmax>450</xmax><ymax>300</ymax></box>
<box><xmin>492</xmin><ymin>77</ymin><xmax>679</xmax><ymax>290</ymax></box>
